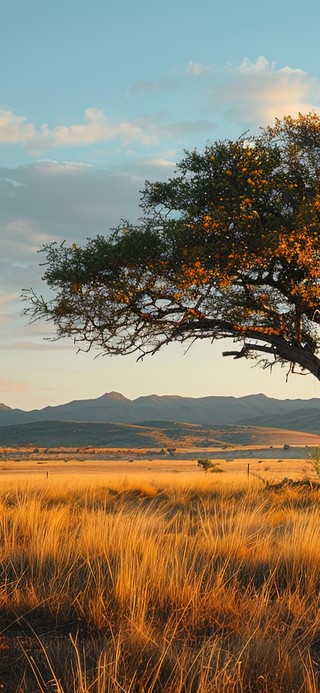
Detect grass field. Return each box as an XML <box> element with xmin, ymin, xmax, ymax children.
<box><xmin>1</xmin><ymin>460</ymin><xmax>320</xmax><ymax>691</ymax></box>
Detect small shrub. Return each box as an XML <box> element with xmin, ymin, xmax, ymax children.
<box><xmin>197</xmin><ymin>459</ymin><xmax>223</xmax><ymax>473</ymax></box>
<box><xmin>308</xmin><ymin>447</ymin><xmax>320</xmax><ymax>477</ymax></box>
<box><xmin>210</xmin><ymin>465</ymin><xmax>224</xmax><ymax>473</ymax></box>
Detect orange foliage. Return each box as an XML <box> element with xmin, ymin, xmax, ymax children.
<box><xmin>179</xmin><ymin>261</ymin><xmax>212</xmax><ymax>289</ymax></box>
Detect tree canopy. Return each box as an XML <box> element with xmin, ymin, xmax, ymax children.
<box><xmin>24</xmin><ymin>113</ymin><xmax>320</xmax><ymax>380</ymax></box>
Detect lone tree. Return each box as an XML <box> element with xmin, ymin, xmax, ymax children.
<box><xmin>24</xmin><ymin>114</ymin><xmax>320</xmax><ymax>379</ymax></box>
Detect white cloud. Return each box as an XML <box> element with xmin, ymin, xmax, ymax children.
<box><xmin>49</xmin><ymin>108</ymin><xmax>159</xmax><ymax>147</ymax></box>
<box><xmin>186</xmin><ymin>61</ymin><xmax>212</xmax><ymax>77</ymax></box>
<box><xmin>234</xmin><ymin>56</ymin><xmax>276</xmax><ymax>75</ymax></box>
<box><xmin>0</xmin><ymin>107</ymin><xmax>215</xmax><ymax>154</ymax></box>
<box><xmin>211</xmin><ymin>56</ymin><xmax>320</xmax><ymax>126</ymax></box>
<box><xmin>0</xmin><ymin>108</ymin><xmax>160</xmax><ymax>152</ymax></box>
<box><xmin>0</xmin><ymin>111</ymin><xmax>37</xmax><ymax>144</ymax></box>
<box><xmin>1</xmin><ymin>59</ymin><xmax>319</xmax><ymax>156</ymax></box>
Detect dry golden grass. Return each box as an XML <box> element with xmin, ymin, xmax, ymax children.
<box><xmin>0</xmin><ymin>453</ymin><xmax>313</xmax><ymax>483</ymax></box>
<box><xmin>1</xmin><ymin>471</ymin><xmax>320</xmax><ymax>691</ymax></box>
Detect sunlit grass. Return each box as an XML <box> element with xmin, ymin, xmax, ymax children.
<box><xmin>1</xmin><ymin>472</ymin><xmax>320</xmax><ymax>691</ymax></box>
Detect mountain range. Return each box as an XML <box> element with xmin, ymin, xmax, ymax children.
<box><xmin>0</xmin><ymin>391</ymin><xmax>319</xmax><ymax>434</ymax></box>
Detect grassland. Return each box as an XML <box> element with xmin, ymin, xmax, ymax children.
<box><xmin>1</xmin><ymin>419</ymin><xmax>320</xmax><ymax>449</ymax></box>
<box><xmin>1</xmin><ymin>465</ymin><xmax>320</xmax><ymax>691</ymax></box>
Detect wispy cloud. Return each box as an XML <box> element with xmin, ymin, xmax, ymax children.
<box><xmin>158</xmin><ymin>119</ymin><xmax>214</xmax><ymax>137</ymax></box>
<box><xmin>0</xmin><ymin>293</ymin><xmax>19</xmax><ymax>308</ymax></box>
<box><xmin>145</xmin><ymin>157</ymin><xmax>176</xmax><ymax>168</ymax></box>
<box><xmin>0</xmin><ymin>341</ymin><xmax>74</xmax><ymax>351</ymax></box>
<box><xmin>0</xmin><ymin>375</ymin><xmax>29</xmax><ymax>392</ymax></box>
<box><xmin>0</xmin><ymin>292</ymin><xmax>19</xmax><ymax>323</ymax></box>
<box><xmin>127</xmin><ymin>78</ymin><xmax>179</xmax><ymax>97</ymax></box>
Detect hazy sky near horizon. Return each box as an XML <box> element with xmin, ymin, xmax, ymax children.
<box><xmin>1</xmin><ymin>0</ymin><xmax>320</xmax><ymax>410</ymax></box>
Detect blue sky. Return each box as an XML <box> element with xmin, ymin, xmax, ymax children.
<box><xmin>1</xmin><ymin>0</ymin><xmax>320</xmax><ymax>409</ymax></box>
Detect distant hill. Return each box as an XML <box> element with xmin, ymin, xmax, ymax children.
<box><xmin>0</xmin><ymin>391</ymin><xmax>319</xmax><ymax>434</ymax></box>
<box><xmin>0</xmin><ymin>419</ymin><xmax>319</xmax><ymax>448</ymax></box>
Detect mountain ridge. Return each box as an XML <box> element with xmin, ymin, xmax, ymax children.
<box><xmin>0</xmin><ymin>391</ymin><xmax>319</xmax><ymax>434</ymax></box>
